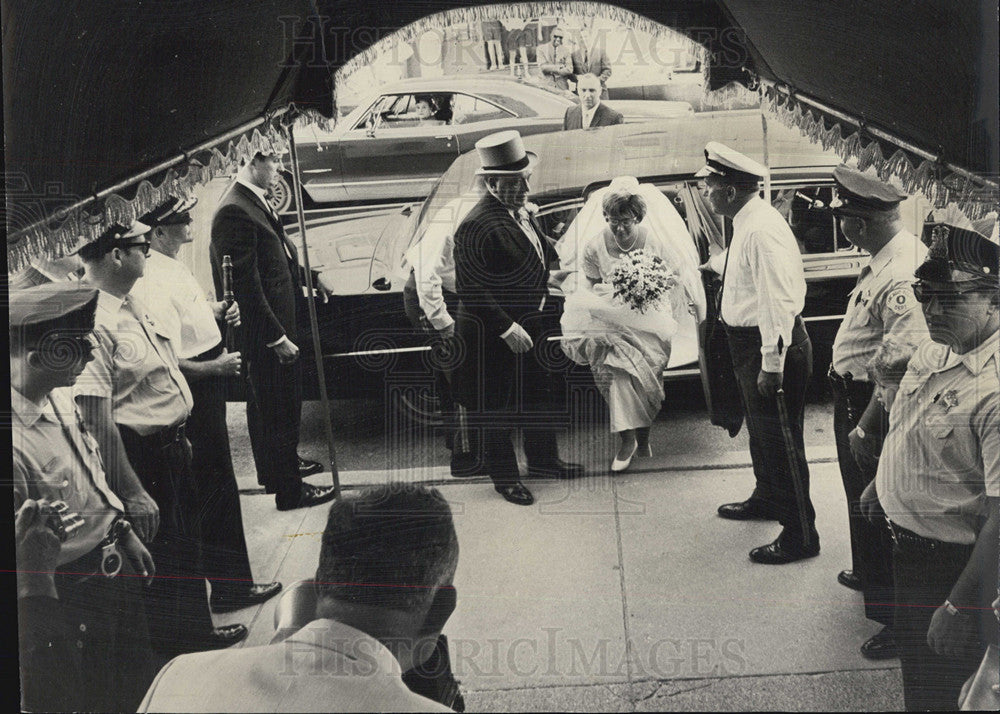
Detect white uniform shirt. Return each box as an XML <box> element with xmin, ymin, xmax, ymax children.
<box><xmin>400</xmin><ymin>195</ymin><xmax>476</xmax><ymax>331</ymax></box>
<box><xmin>876</xmin><ymin>332</ymin><xmax>1000</xmax><ymax>544</ymax></box>
<box><xmin>138</xmin><ymin>618</ymin><xmax>452</xmax><ymax>712</ymax></box>
<box><xmin>719</xmin><ymin>196</ymin><xmax>807</xmax><ymax>372</ymax></box>
<box><xmin>75</xmin><ymin>290</ymin><xmax>193</xmax><ymax>434</ymax></box>
<box><xmin>132</xmin><ymin>251</ymin><xmax>222</xmax><ymax>359</ymax></box>
<box><xmin>831</xmin><ymin>230</ymin><xmax>928</xmax><ymax>378</ymax></box>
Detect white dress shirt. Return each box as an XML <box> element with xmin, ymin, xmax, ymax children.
<box><xmin>720</xmin><ymin>196</ymin><xmax>806</xmax><ymax>372</ymax></box>
<box><xmin>401</xmin><ymin>195</ymin><xmax>476</xmax><ymax>331</ymax></box>
<box><xmin>581</xmin><ymin>103</ymin><xmax>598</xmax><ymax>128</ymax></box>
<box><xmin>138</xmin><ymin>618</ymin><xmax>452</xmax><ymax>712</ymax></box>
<box><xmin>132</xmin><ymin>250</ymin><xmax>222</xmax><ymax>359</ymax></box>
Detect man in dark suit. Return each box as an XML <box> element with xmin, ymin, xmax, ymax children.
<box><xmin>210</xmin><ymin>152</ymin><xmax>335</xmax><ymax>511</ymax></box>
<box><xmin>563</xmin><ymin>73</ymin><xmax>623</xmax><ymax>130</ymax></box>
<box><xmin>570</xmin><ymin>29</ymin><xmax>612</xmax><ymax>98</ymax></box>
<box><xmin>451</xmin><ymin>131</ymin><xmax>583</xmax><ymax>506</ymax></box>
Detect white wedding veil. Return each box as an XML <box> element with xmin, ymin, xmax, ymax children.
<box><xmin>555</xmin><ymin>176</ymin><xmax>707</xmax><ymax>323</ymax></box>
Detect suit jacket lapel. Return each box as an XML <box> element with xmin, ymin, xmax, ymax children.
<box><xmin>233</xmin><ymin>182</ymin><xmax>298</xmax><ymax>264</ymax></box>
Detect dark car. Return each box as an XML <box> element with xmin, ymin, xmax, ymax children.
<box><xmin>291</xmin><ymin>110</ymin><xmax>930</xmax><ymax>415</ymax></box>
<box><xmin>271</xmin><ymin>76</ymin><xmax>692</xmax><ymax>212</ymax></box>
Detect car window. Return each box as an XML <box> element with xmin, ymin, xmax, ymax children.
<box><xmin>450</xmin><ymin>93</ymin><xmax>516</xmax><ymax>124</ymax></box>
<box><xmin>352</xmin><ymin>94</ymin><xmax>449</xmax><ymax>131</ymax></box>
<box><xmin>535</xmin><ymin>202</ymin><xmax>581</xmax><ymax>242</ymax></box>
<box><xmin>478</xmin><ymin>93</ymin><xmax>536</xmax><ymax>119</ymax></box>
<box><xmin>770</xmin><ymin>185</ymin><xmax>846</xmax><ymax>254</ymax></box>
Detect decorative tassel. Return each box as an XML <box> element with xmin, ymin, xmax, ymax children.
<box><xmin>7</xmin><ymin>122</ymin><xmax>288</xmax><ymax>273</ymax></box>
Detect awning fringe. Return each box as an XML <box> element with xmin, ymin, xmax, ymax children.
<box><xmin>761</xmin><ymin>89</ymin><xmax>999</xmax><ymax>221</ymax></box>
<box><xmin>7</xmin><ymin>124</ymin><xmax>287</xmax><ymax>274</ymax></box>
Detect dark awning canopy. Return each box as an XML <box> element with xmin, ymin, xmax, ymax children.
<box><xmin>6</xmin><ymin>0</ymin><xmax>997</xmax><ymax>271</ymax></box>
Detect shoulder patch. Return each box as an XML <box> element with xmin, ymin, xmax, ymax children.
<box><xmin>886</xmin><ymin>286</ymin><xmax>916</xmax><ymax>315</ymax></box>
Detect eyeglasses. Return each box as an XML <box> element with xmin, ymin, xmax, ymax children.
<box><xmin>121</xmin><ymin>241</ymin><xmax>151</xmax><ymax>255</ymax></box>
<box><xmin>607</xmin><ymin>217</ymin><xmax>637</xmax><ymax>228</ymax></box>
<box><xmin>911</xmin><ymin>280</ymin><xmax>993</xmax><ymax>303</ymax></box>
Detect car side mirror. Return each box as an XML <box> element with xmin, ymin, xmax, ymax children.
<box><xmin>372</xmin><ymin>277</ymin><xmax>392</xmax><ymax>291</ymax></box>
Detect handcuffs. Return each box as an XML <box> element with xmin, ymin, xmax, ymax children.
<box><xmin>98</xmin><ymin>518</ymin><xmax>133</xmax><ymax>578</ymax></box>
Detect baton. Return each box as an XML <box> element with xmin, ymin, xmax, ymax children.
<box><xmin>774</xmin><ymin>387</ymin><xmax>812</xmax><ymax>548</ymax></box>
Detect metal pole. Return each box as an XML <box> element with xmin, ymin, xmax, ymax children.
<box><xmin>760</xmin><ymin>109</ymin><xmax>771</xmax><ymax>198</ymax></box>
<box><xmin>285</xmin><ymin>122</ymin><xmax>341</xmax><ymax>497</ymax></box>
<box><xmin>775</xmin><ymin>388</ymin><xmax>811</xmax><ymax>547</ymax></box>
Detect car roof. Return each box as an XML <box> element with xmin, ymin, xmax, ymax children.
<box><xmin>421</xmin><ymin>110</ymin><xmax>842</xmax><ymax>217</ymax></box>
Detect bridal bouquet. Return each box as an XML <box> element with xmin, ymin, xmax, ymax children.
<box><xmin>610</xmin><ymin>249</ymin><xmax>676</xmax><ymax>313</ymax></box>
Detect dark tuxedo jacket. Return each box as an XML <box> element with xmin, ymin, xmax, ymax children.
<box><xmin>562</xmin><ymin>102</ymin><xmax>623</xmax><ymax>131</ymax></box>
<box><xmin>451</xmin><ymin>192</ymin><xmax>561</xmax><ymax>413</ymax></box>
<box><xmin>210</xmin><ymin>182</ymin><xmax>300</xmax><ymax>357</ymax></box>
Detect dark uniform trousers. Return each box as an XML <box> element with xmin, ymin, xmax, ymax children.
<box><xmin>726</xmin><ymin>316</ymin><xmax>816</xmax><ymax>539</ymax></box>
<box><xmin>245</xmin><ymin>346</ymin><xmax>302</xmax><ymax>499</ymax></box>
<box><xmin>119</xmin><ymin>424</ymin><xmax>214</xmax><ymax>656</ymax></box>
<box><xmin>187</xmin><ymin>342</ymin><xmax>254</xmax><ymax>596</ymax></box>
<box><xmin>26</xmin><ymin>560</ymin><xmax>160</xmax><ymax>712</ymax></box>
<box><xmin>831</xmin><ymin>377</ymin><xmax>895</xmax><ymax>626</ymax></box>
<box><xmin>892</xmin><ymin>536</ymin><xmax>986</xmax><ymax>710</ymax></box>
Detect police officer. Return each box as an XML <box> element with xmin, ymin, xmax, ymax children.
<box><xmin>828</xmin><ymin>165</ymin><xmax>929</xmax><ymax>659</ymax></box>
<box><xmin>132</xmin><ymin>197</ymin><xmax>283</xmax><ymax>614</ymax></box>
<box><xmin>11</xmin><ymin>282</ymin><xmax>156</xmax><ymax>711</ymax></box>
<box><xmin>698</xmin><ymin>142</ymin><xmax>818</xmax><ymax>563</ymax></box>
<box><xmin>861</xmin><ymin>220</ymin><xmax>999</xmax><ymax>710</ymax></box>
<box><xmin>73</xmin><ymin>222</ymin><xmax>248</xmax><ymax>656</ymax></box>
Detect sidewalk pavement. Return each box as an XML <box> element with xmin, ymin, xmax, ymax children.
<box><xmin>214</xmin><ymin>428</ymin><xmax>904</xmax><ymax>712</ymax></box>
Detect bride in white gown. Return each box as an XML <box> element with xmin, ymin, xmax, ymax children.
<box><xmin>558</xmin><ymin>177</ymin><xmax>706</xmax><ymax>472</ymax></box>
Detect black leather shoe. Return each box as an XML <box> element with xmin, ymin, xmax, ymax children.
<box><xmin>211</xmin><ymin>582</ymin><xmax>284</xmax><ymax>613</ymax></box>
<box><xmin>298</xmin><ymin>456</ymin><xmax>324</xmax><ymax>477</ymax></box>
<box><xmin>494</xmin><ymin>482</ymin><xmax>534</xmax><ymax>506</ymax></box>
<box><xmin>837</xmin><ymin>569</ymin><xmax>863</xmax><ymax>591</ymax></box>
<box><xmin>276</xmin><ymin>482</ymin><xmax>337</xmax><ymax>511</ymax></box>
<box><xmin>527</xmin><ymin>459</ymin><xmax>584</xmax><ymax>480</ymax></box>
<box><xmin>749</xmin><ymin>533</ymin><xmax>820</xmax><ymax>564</ymax></box>
<box><xmin>184</xmin><ymin>623</ymin><xmax>249</xmax><ymax>652</ymax></box>
<box><xmin>860</xmin><ymin>627</ymin><xmax>898</xmax><ymax>660</ymax></box>
<box><xmin>717</xmin><ymin>499</ymin><xmax>777</xmax><ymax>521</ymax></box>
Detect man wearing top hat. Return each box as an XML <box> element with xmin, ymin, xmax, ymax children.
<box><xmin>451</xmin><ymin>130</ymin><xmax>583</xmax><ymax>506</ymax></box>
<box><xmin>11</xmin><ymin>282</ymin><xmax>157</xmax><ymax>711</ymax></box>
<box><xmin>861</xmin><ymin>220</ymin><xmax>999</xmax><ymax>710</ymax></box>
<box><xmin>132</xmin><ymin>196</ymin><xmax>283</xmax><ymax>614</ymax></box>
<box><xmin>211</xmin><ymin>151</ymin><xmax>333</xmax><ymax>511</ymax></box>
<box><xmin>827</xmin><ymin>165</ymin><xmax>929</xmax><ymax>660</ymax></box>
<box><xmin>73</xmin><ymin>221</ymin><xmax>248</xmax><ymax>655</ymax></box>
<box><xmin>698</xmin><ymin>141</ymin><xmax>819</xmax><ymax>563</ymax></box>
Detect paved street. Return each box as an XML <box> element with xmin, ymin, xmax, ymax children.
<box><xmin>215</xmin><ymin>385</ymin><xmax>905</xmax><ymax>711</ymax></box>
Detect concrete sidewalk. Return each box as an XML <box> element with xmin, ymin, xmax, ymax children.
<box><xmin>215</xmin><ymin>451</ymin><xmax>903</xmax><ymax>712</ymax></box>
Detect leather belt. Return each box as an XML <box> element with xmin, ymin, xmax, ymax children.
<box><xmin>147</xmin><ymin>420</ymin><xmax>187</xmax><ymax>449</ymax></box>
<box><xmin>885</xmin><ymin>518</ymin><xmax>945</xmax><ymax>551</ymax></box>
<box><xmin>828</xmin><ymin>365</ymin><xmax>870</xmax><ymax>391</ymax></box>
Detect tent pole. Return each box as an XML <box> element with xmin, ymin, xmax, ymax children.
<box><xmin>284</xmin><ymin>122</ymin><xmax>341</xmax><ymax>498</ymax></box>
<box><xmin>760</xmin><ymin>109</ymin><xmax>772</xmax><ymax>198</ymax></box>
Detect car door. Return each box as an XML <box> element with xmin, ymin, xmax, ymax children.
<box><xmin>338</xmin><ymin>94</ymin><xmax>460</xmax><ymax>202</ymax></box>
